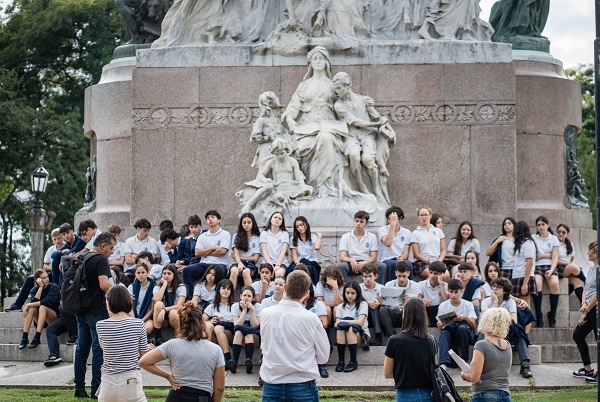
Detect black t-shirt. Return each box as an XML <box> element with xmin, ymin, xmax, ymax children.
<box><xmin>384</xmin><ymin>332</ymin><xmax>434</xmax><ymax>389</ymax></box>
<box><xmin>83</xmin><ymin>252</ymin><xmax>111</xmax><ymax>316</ymax></box>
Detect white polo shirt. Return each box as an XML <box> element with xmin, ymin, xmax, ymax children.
<box><xmin>377</xmin><ymin>225</ymin><xmax>411</xmax><ymax>262</ymax></box>
<box><xmin>360</xmin><ymin>282</ymin><xmax>383</xmax><ymax>301</ymax></box>
<box><xmin>384</xmin><ymin>279</ymin><xmax>421</xmax><ymax>298</ymax></box>
<box><xmin>315</xmin><ymin>282</ymin><xmax>343</xmax><ymax>303</ymax></box>
<box><xmin>193</xmin><ymin>281</ymin><xmax>216</xmax><ymax>305</ymax></box>
<box><xmin>290</xmin><ymin>233</ymin><xmax>319</xmax><ymax>262</ymax></box>
<box><xmin>339</xmin><ymin>230</ymin><xmax>378</xmax><ymax>261</ymax></box>
<box><xmin>259</xmin><ymin>230</ymin><xmax>290</xmax><ymax>266</ymax></box>
<box><xmin>252</xmin><ymin>280</ymin><xmax>274</xmax><ymax>298</ymax></box>
<box><xmin>44</xmin><ymin>245</ymin><xmax>58</xmax><ymax>265</ymax></box>
<box><xmin>418</xmin><ymin>279</ymin><xmax>446</xmax><ymax>306</ymax></box>
<box><xmin>232</xmin><ymin>302</ymin><xmax>262</xmax><ymax>320</ymax></box>
<box><xmin>124</xmin><ymin>235</ymin><xmax>159</xmax><ymax>271</ymax></box>
<box><xmin>148</xmin><ymin>264</ymin><xmax>163</xmax><ymax>280</ymax></box>
<box><xmin>260</xmin><ymin>294</ymin><xmax>285</xmax><ymax>309</ymax></box>
<box><xmin>410</xmin><ymin>225</ymin><xmax>445</xmax><ymax>260</ymax></box>
<box><xmin>500</xmin><ymin>237</ymin><xmax>515</xmax><ymax>270</ymax></box>
<box><xmin>512</xmin><ymin>239</ymin><xmax>536</xmax><ymax>278</ymax></box>
<box><xmin>336</xmin><ymin>301</ymin><xmax>369</xmax><ymax>332</ymax></box>
<box><xmin>85</xmin><ymin>230</ymin><xmax>101</xmax><ymax>251</ymax></box>
<box><xmin>436</xmin><ymin>299</ymin><xmax>477</xmax><ymax>322</ymax></box>
<box><xmin>152</xmin><ymin>283</ymin><xmax>187</xmax><ymax>305</ymax></box>
<box><xmin>533</xmin><ymin>233</ymin><xmax>559</xmax><ymax>266</ymax></box>
<box><xmin>108</xmin><ymin>241</ymin><xmax>125</xmax><ymax>264</ymax></box>
<box><xmin>446</xmin><ymin>238</ymin><xmax>481</xmax><ymax>257</ymax></box>
<box><xmin>308</xmin><ymin>300</ymin><xmax>328</xmax><ymax>318</ymax></box>
<box><xmin>232</xmin><ymin>233</ymin><xmax>261</xmax><ymax>258</ymax></box>
<box><xmin>203</xmin><ymin>303</ymin><xmax>233</xmax><ymax>321</ymax></box>
<box><xmin>260</xmin><ymin>300</ymin><xmax>329</xmax><ymax>384</ymax></box>
<box><xmin>558</xmin><ymin>241</ymin><xmax>574</xmax><ymax>262</ymax></box>
<box><xmin>195</xmin><ymin>228</ymin><xmax>231</xmax><ymax>265</ymax></box>
<box><xmin>156</xmin><ymin>241</ymin><xmax>170</xmax><ymax>265</ymax></box>
<box><xmin>481</xmin><ymin>297</ymin><xmax>517</xmax><ymax>314</ymax></box>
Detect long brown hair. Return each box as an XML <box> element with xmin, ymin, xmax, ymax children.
<box><xmin>177</xmin><ymin>301</ymin><xmax>208</xmax><ymax>341</ymax></box>
<box><xmin>401</xmin><ymin>298</ymin><xmax>428</xmax><ymax>339</ymax></box>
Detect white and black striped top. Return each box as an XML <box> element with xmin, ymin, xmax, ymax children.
<box><xmin>97</xmin><ymin>317</ymin><xmax>149</xmax><ymax>375</ymax></box>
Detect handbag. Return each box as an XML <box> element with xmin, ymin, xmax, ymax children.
<box><xmin>427</xmin><ymin>336</ymin><xmax>464</xmax><ymax>402</ymax></box>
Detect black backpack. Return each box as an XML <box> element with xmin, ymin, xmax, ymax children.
<box><xmin>60</xmin><ymin>252</ymin><xmax>98</xmax><ymax>314</ymax></box>
<box><xmin>428</xmin><ymin>336</ymin><xmax>464</xmax><ymax>402</ymax></box>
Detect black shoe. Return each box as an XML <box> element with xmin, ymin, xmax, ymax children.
<box><xmin>344</xmin><ymin>362</ymin><xmax>358</xmax><ymax>372</ymax></box>
<box><xmin>43</xmin><ymin>356</ymin><xmax>63</xmax><ymax>367</ymax></box>
<box><xmin>67</xmin><ymin>336</ymin><xmax>78</xmax><ymax>345</ymax></box>
<box><xmin>520</xmin><ymin>363</ymin><xmax>533</xmax><ymax>378</ymax></box>
<box><xmin>18</xmin><ymin>336</ymin><xmax>29</xmax><ymax>350</ymax></box>
<box><xmin>245</xmin><ymin>358</ymin><xmax>253</xmax><ymax>374</ymax></box>
<box><xmin>318</xmin><ymin>365</ymin><xmax>329</xmax><ymax>378</ymax></box>
<box><xmin>228</xmin><ymin>360</ymin><xmax>237</xmax><ymax>373</ymax></box>
<box><xmin>335</xmin><ymin>361</ymin><xmax>345</xmax><ymax>372</ymax></box>
<box><xmin>28</xmin><ymin>336</ymin><xmax>41</xmax><ymax>349</ymax></box>
<box><xmin>547</xmin><ymin>312</ymin><xmax>556</xmax><ymax>328</ymax></box>
<box><xmin>574</xmin><ymin>367</ymin><xmax>596</xmax><ymax>379</ymax></box>
<box><xmin>369</xmin><ymin>334</ymin><xmax>383</xmax><ymax>346</ymax></box>
<box><xmin>362</xmin><ymin>342</ymin><xmax>370</xmax><ymax>351</ymax></box>
<box><xmin>74</xmin><ymin>390</ymin><xmax>89</xmax><ymax>398</ymax></box>
<box><xmin>586</xmin><ymin>374</ymin><xmax>597</xmax><ymax>384</ymax></box>
<box><xmin>6</xmin><ymin>303</ymin><xmax>22</xmax><ymax>312</ymax></box>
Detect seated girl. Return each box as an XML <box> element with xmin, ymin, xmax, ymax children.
<box><xmin>229</xmin><ymin>213</ymin><xmax>261</xmax><ymax>290</ymax></box>
<box><xmin>127</xmin><ymin>262</ymin><xmax>155</xmax><ymax>334</ymax></box>
<box><xmin>192</xmin><ymin>264</ymin><xmax>224</xmax><ymax>310</ymax></box>
<box><xmin>316</xmin><ymin>266</ymin><xmax>345</xmax><ymax>326</ymax></box>
<box><xmin>288</xmin><ymin>216</ymin><xmax>322</xmax><ymax>285</ymax></box>
<box><xmin>259</xmin><ymin>276</ymin><xmax>286</xmax><ymax>309</ymax></box>
<box><xmin>19</xmin><ymin>269</ymin><xmax>60</xmax><ymax>349</ymax></box>
<box><xmin>252</xmin><ymin>263</ymin><xmax>275</xmax><ymax>303</ymax></box>
<box><xmin>335</xmin><ymin>281</ymin><xmax>368</xmax><ymax>373</ymax></box>
<box><xmin>228</xmin><ymin>286</ymin><xmax>261</xmax><ymax>374</ymax></box>
<box><xmin>152</xmin><ymin>264</ymin><xmax>187</xmax><ymax>345</ymax></box>
<box><xmin>203</xmin><ymin>279</ymin><xmax>235</xmax><ymax>365</ymax></box>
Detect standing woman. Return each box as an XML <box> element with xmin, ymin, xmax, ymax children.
<box><xmin>152</xmin><ymin>265</ymin><xmax>188</xmax><ymax>345</ymax></box>
<box><xmin>139</xmin><ymin>301</ymin><xmax>225</xmax><ymax>402</ymax></box>
<box><xmin>229</xmin><ymin>213</ymin><xmax>261</xmax><ymax>290</ymax></box>
<box><xmin>556</xmin><ymin>223</ymin><xmax>587</xmax><ymax>303</ymax></box>
<box><xmin>288</xmin><ymin>216</ymin><xmax>323</xmax><ymax>284</ymax></box>
<box><xmin>510</xmin><ymin>221</ymin><xmax>537</xmax><ymax>308</ymax></box>
<box><xmin>572</xmin><ymin>241</ymin><xmax>598</xmax><ymax>383</ymax></box>
<box><xmin>461</xmin><ymin>308</ymin><xmax>513</xmax><ymax>402</ymax></box>
<box><xmin>19</xmin><ymin>269</ymin><xmax>60</xmax><ymax>349</ymax></box>
<box><xmin>486</xmin><ymin>217</ymin><xmax>517</xmax><ymax>278</ymax></box>
<box><xmin>96</xmin><ymin>286</ymin><xmax>150</xmax><ymax>402</ymax></box>
<box><xmin>259</xmin><ymin>211</ymin><xmax>290</xmax><ymax>278</ymax></box>
<box><xmin>532</xmin><ymin>216</ymin><xmax>560</xmax><ymax>328</ymax></box>
<box><xmin>410</xmin><ymin>206</ymin><xmax>446</xmax><ymax>280</ymax></box>
<box><xmin>383</xmin><ymin>298</ymin><xmax>435</xmax><ymax>402</ymax></box>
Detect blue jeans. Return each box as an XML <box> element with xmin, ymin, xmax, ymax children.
<box><xmin>395</xmin><ymin>388</ymin><xmax>434</xmax><ymax>402</ymax></box>
<box><xmin>262</xmin><ymin>381</ymin><xmax>320</xmax><ymax>401</ymax></box>
<box><xmin>471</xmin><ymin>390</ymin><xmax>512</xmax><ymax>402</ymax></box>
<box><xmin>74</xmin><ymin>313</ymin><xmax>107</xmax><ymax>394</ymax></box>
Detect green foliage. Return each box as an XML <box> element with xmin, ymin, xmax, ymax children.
<box><xmin>0</xmin><ymin>0</ymin><xmax>123</xmax><ymax>302</ymax></box>
<box><xmin>566</xmin><ymin>64</ymin><xmax>596</xmax><ymax>228</ymax></box>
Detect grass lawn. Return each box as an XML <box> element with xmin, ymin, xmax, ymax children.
<box><xmin>0</xmin><ymin>387</ymin><xmax>596</xmax><ymax>402</ymax></box>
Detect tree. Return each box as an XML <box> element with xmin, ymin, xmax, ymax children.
<box><xmin>0</xmin><ymin>0</ymin><xmax>123</xmax><ymax>303</ymax></box>
<box><xmin>566</xmin><ymin>64</ymin><xmax>596</xmax><ymax>228</ymax></box>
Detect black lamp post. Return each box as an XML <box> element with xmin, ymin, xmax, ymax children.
<box><xmin>26</xmin><ymin>158</ymin><xmax>55</xmax><ymax>275</ymax></box>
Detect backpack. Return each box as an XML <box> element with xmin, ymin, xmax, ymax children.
<box><xmin>60</xmin><ymin>252</ymin><xmax>99</xmax><ymax>314</ymax></box>
<box><xmin>428</xmin><ymin>336</ymin><xmax>464</xmax><ymax>402</ymax></box>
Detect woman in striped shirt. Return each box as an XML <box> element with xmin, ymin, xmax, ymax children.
<box><xmin>96</xmin><ymin>285</ymin><xmax>151</xmax><ymax>401</ymax></box>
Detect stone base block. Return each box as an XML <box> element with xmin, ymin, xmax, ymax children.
<box><xmin>0</xmin><ymin>328</ymin><xmax>69</xmax><ymax>345</ymax></box>
<box><xmin>0</xmin><ymin>344</ymin><xmax>74</xmax><ymax>362</ymax></box>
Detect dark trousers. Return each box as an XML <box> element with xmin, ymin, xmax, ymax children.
<box><xmin>438</xmin><ymin>322</ymin><xmax>472</xmax><ymax>366</ymax></box>
<box><xmin>46</xmin><ymin>306</ymin><xmax>77</xmax><ymax>357</ymax></box>
<box><xmin>380</xmin><ymin>306</ymin><xmax>403</xmax><ymax>337</ymax></box>
<box><xmin>74</xmin><ymin>313</ymin><xmax>108</xmax><ymax>394</ymax></box>
<box><xmin>287</xmin><ymin>259</ymin><xmax>321</xmax><ymax>285</ymax></box>
<box><xmin>574</xmin><ymin>306</ymin><xmax>598</xmax><ymax>366</ymax></box>
<box><xmin>383</xmin><ymin>258</ymin><xmax>414</xmax><ymax>281</ymax></box>
<box><xmin>165</xmin><ymin>386</ymin><xmax>212</xmax><ymax>402</ymax></box>
<box><xmin>182</xmin><ymin>263</ymin><xmax>226</xmax><ymax>298</ymax></box>
<box><xmin>368</xmin><ymin>306</ymin><xmax>382</xmax><ymax>334</ymax></box>
<box><xmin>425</xmin><ymin>305</ymin><xmax>439</xmax><ymax>327</ymax></box>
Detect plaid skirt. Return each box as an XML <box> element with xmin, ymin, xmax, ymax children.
<box><xmin>413</xmin><ymin>261</ymin><xmax>430</xmax><ymax>276</ymax></box>
<box><xmin>534</xmin><ymin>264</ymin><xmax>558</xmax><ymax>277</ymax></box>
<box><xmin>511</xmin><ymin>276</ymin><xmax>537</xmax><ymax>296</ymax></box>
<box><xmin>555</xmin><ymin>264</ymin><xmax>568</xmax><ymax>279</ymax></box>
<box><xmin>500</xmin><ymin>268</ymin><xmax>513</xmax><ymax>280</ymax></box>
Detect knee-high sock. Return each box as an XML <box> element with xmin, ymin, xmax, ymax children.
<box><xmin>337</xmin><ymin>344</ymin><xmax>346</xmax><ymax>363</ymax></box>
<box><xmin>532</xmin><ymin>293</ymin><xmax>543</xmax><ymax>317</ymax></box>
<box><xmin>244</xmin><ymin>343</ymin><xmax>254</xmax><ymax>360</ymax></box>
<box><xmin>577</xmin><ymin>271</ymin><xmax>587</xmax><ymax>282</ymax></box>
<box><xmin>549</xmin><ymin>294</ymin><xmax>559</xmax><ymax>319</ymax></box>
<box><xmin>348</xmin><ymin>344</ymin><xmax>358</xmax><ymax>364</ymax></box>
<box><xmin>575</xmin><ymin>287</ymin><xmax>584</xmax><ymax>304</ymax></box>
<box><xmin>231</xmin><ymin>344</ymin><xmax>242</xmax><ymax>364</ymax></box>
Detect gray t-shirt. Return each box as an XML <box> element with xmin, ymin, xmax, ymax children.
<box><xmin>157</xmin><ymin>338</ymin><xmax>225</xmax><ymax>394</ymax></box>
<box><xmin>585</xmin><ymin>265</ymin><xmax>597</xmax><ymax>305</ymax></box>
<box><xmin>472</xmin><ymin>338</ymin><xmax>512</xmax><ymax>395</ymax></box>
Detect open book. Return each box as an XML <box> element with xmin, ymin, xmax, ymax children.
<box><xmin>381</xmin><ymin>287</ymin><xmax>406</xmax><ymax>307</ymax></box>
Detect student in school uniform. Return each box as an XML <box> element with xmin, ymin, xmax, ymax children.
<box><xmin>316</xmin><ymin>266</ymin><xmax>345</xmax><ymax>327</ymax></box>
<box><xmin>192</xmin><ymin>265</ymin><xmax>224</xmax><ymax>310</ymax></box>
<box><xmin>203</xmin><ymin>279</ymin><xmax>235</xmax><ymax>366</ymax></box>
<box><xmin>152</xmin><ymin>265</ymin><xmax>187</xmax><ymax>345</ymax></box>
<box><xmin>183</xmin><ymin>210</ymin><xmax>232</xmax><ymax>294</ymax></box>
<box><xmin>379</xmin><ymin>261</ymin><xmax>421</xmax><ymax>338</ymax></box>
<box><xmin>229</xmin><ymin>213</ymin><xmax>261</xmax><ymax>290</ymax></box>
<box><xmin>339</xmin><ymin>210</ymin><xmax>387</xmax><ymax>284</ymax></box>
<box><xmin>259</xmin><ymin>276</ymin><xmax>285</xmax><ymax>309</ymax></box>
<box><xmin>456</xmin><ymin>262</ymin><xmax>487</xmax><ymax>314</ymax></box>
<box><xmin>436</xmin><ymin>279</ymin><xmax>477</xmax><ymax>368</ymax></box>
<box><xmin>359</xmin><ymin>264</ymin><xmax>384</xmax><ymax>346</ymax></box>
<box><xmin>510</xmin><ymin>221</ymin><xmax>538</xmax><ymax>310</ymax></box>
<box><xmin>418</xmin><ymin>261</ymin><xmax>449</xmax><ymax>327</ymax></box>
<box><xmin>410</xmin><ymin>206</ymin><xmax>446</xmax><ymax>280</ymax></box>
<box><xmin>127</xmin><ymin>262</ymin><xmax>156</xmax><ymax>334</ymax></box>
<box><xmin>532</xmin><ymin>216</ymin><xmax>560</xmax><ymax>328</ymax></box>
<box><xmin>174</xmin><ymin>214</ymin><xmax>203</xmax><ymax>270</ymax></box>
<box><xmin>259</xmin><ymin>211</ymin><xmax>290</xmax><ymax>278</ymax></box>
<box><xmin>252</xmin><ymin>264</ymin><xmax>275</xmax><ymax>303</ymax></box>
<box><xmin>335</xmin><ymin>281</ymin><xmax>369</xmax><ymax>373</ymax></box>
<box><xmin>288</xmin><ymin>216</ymin><xmax>322</xmax><ymax>285</ymax></box>
<box><xmin>123</xmin><ymin>218</ymin><xmax>158</xmax><ymax>274</ymax></box>
<box><xmin>135</xmin><ymin>251</ymin><xmax>163</xmax><ymax>281</ymax></box>
<box><xmin>378</xmin><ymin>206</ymin><xmax>413</xmax><ymax>282</ymax></box>
<box><xmin>160</xmin><ymin>228</ymin><xmax>185</xmax><ymax>264</ymax></box>
<box><xmin>228</xmin><ymin>286</ymin><xmax>261</xmax><ymax>374</ymax></box>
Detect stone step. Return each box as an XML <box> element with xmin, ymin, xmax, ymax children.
<box><xmin>0</xmin><ymin>328</ymin><xmax>70</xmax><ymax>344</ymax></box>
<box><xmin>528</xmin><ymin>327</ymin><xmax>594</xmax><ymax>344</ymax></box>
<box><xmin>541</xmin><ymin>343</ymin><xmax>597</xmax><ymax>363</ymax></box>
<box><xmin>0</xmin><ymin>344</ymin><xmax>75</xmax><ymax>362</ymax></box>
<box><xmin>3</xmin><ymin>296</ymin><xmax>16</xmax><ymax>308</ymax></box>
<box><xmin>0</xmin><ymin>312</ymin><xmax>33</xmax><ymax>328</ymax></box>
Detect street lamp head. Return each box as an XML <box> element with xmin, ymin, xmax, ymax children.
<box><xmin>31</xmin><ymin>158</ymin><xmax>49</xmax><ymax>196</ymax></box>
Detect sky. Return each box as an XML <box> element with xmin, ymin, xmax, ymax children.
<box><xmin>479</xmin><ymin>0</ymin><xmax>595</xmax><ymax>68</ymax></box>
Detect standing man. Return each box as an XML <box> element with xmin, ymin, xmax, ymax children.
<box><xmin>260</xmin><ymin>271</ymin><xmax>330</xmax><ymax>401</ymax></box>
<box><xmin>73</xmin><ymin>232</ymin><xmax>115</xmax><ymax>398</ymax></box>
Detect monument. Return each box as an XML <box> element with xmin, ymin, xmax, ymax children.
<box><xmin>78</xmin><ymin>0</ymin><xmax>593</xmax><ymax>266</ymax></box>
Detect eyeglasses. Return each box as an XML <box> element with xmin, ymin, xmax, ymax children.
<box><xmin>557</xmin><ymin>230</ymin><xmax>567</xmax><ymax>235</ymax></box>
<box><xmin>491</xmin><ymin>285</ymin><xmax>501</xmax><ymax>290</ymax></box>
<box><xmin>418</xmin><ymin>214</ymin><xmax>430</xmax><ymax>217</ymax></box>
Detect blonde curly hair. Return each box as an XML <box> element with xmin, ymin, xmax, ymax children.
<box><xmin>477</xmin><ymin>308</ymin><xmax>511</xmax><ymax>338</ymax></box>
